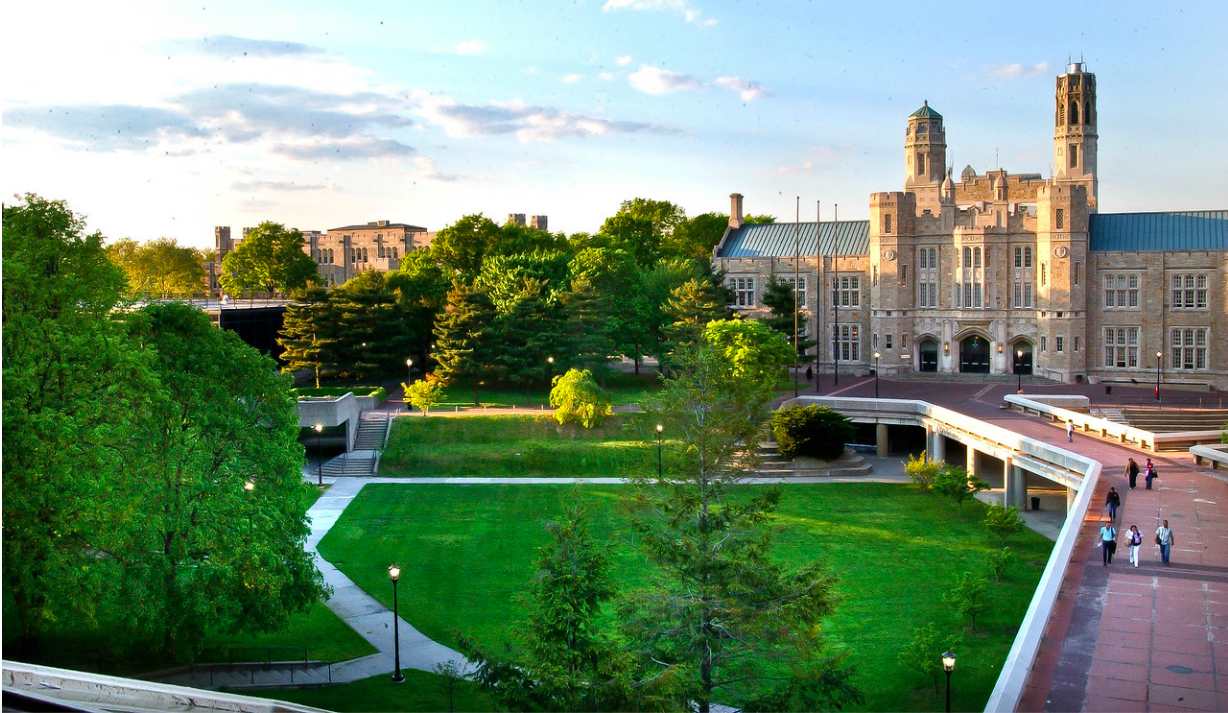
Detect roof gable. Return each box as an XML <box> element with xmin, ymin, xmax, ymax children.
<box><xmin>717</xmin><ymin>221</ymin><xmax>870</xmax><ymax>258</ymax></box>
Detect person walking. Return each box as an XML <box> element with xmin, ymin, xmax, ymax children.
<box><xmin>1106</xmin><ymin>487</ymin><xmax>1121</xmax><ymax>522</ymax></box>
<box><xmin>1126</xmin><ymin>457</ymin><xmax>1140</xmax><ymax>489</ymax></box>
<box><xmin>1144</xmin><ymin>459</ymin><xmax>1158</xmax><ymax>490</ymax></box>
<box><xmin>1155</xmin><ymin>520</ymin><xmax>1174</xmax><ymax>566</ymax></box>
<box><xmin>1067</xmin><ymin>420</ymin><xmax>1075</xmax><ymax>442</ymax></box>
<box><xmin>1099</xmin><ymin>522</ymin><xmax>1117</xmax><ymax>566</ymax></box>
<box><xmin>1127</xmin><ymin>525</ymin><xmax>1142</xmax><ymax>567</ymax></box>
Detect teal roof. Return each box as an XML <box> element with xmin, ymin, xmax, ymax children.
<box><xmin>1089</xmin><ymin>211</ymin><xmax>1228</xmax><ymax>252</ymax></box>
<box><xmin>910</xmin><ymin>100</ymin><xmax>942</xmax><ymax>119</ymax></box>
<box><xmin>718</xmin><ymin>221</ymin><xmax>870</xmax><ymax>258</ymax></box>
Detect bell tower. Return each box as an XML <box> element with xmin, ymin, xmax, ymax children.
<box><xmin>905</xmin><ymin>100</ymin><xmax>946</xmax><ymax>189</ymax></box>
<box><xmin>1053</xmin><ymin>62</ymin><xmax>1098</xmax><ymax>209</ymax></box>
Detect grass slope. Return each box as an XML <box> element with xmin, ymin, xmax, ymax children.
<box><xmin>249</xmin><ymin>669</ymin><xmax>493</xmax><ymax>712</ymax></box>
<box><xmin>378</xmin><ymin>415</ymin><xmax>666</xmax><ymax>478</ymax></box>
<box><xmin>318</xmin><ymin>483</ymin><xmax>1054</xmax><ymax>712</ymax></box>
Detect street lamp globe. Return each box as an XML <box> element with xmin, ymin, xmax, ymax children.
<box><xmin>406</xmin><ymin>358</ymin><xmax>413</xmax><ymax>368</ymax></box>
<box><xmin>942</xmin><ymin>650</ymin><xmax>955</xmax><ymax>672</ymax></box>
<box><xmin>244</xmin><ymin>480</ymin><xmax>255</xmax><ymax>492</ymax></box>
<box><xmin>1156</xmin><ymin>351</ymin><xmax>1163</xmax><ymax>359</ymax></box>
<box><xmin>389</xmin><ymin>564</ymin><xmax>401</xmax><ymax>581</ymax></box>
<box><xmin>656</xmin><ymin>424</ymin><xmax>663</xmax><ymax>434</ymax></box>
<box><xmin>314</xmin><ymin>423</ymin><xmax>323</xmax><ymax>434</ymax></box>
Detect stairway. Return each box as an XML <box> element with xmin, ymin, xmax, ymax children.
<box><xmin>752</xmin><ymin>445</ymin><xmax>873</xmax><ymax>477</ymax></box>
<box><xmin>1119</xmin><ymin>408</ymin><xmax>1228</xmax><ymax>433</ymax></box>
<box><xmin>353</xmin><ymin>412</ymin><xmax>389</xmax><ymax>451</ymax></box>
<box><xmin>146</xmin><ymin>661</ymin><xmax>334</xmax><ymax>690</ymax></box>
<box><xmin>322</xmin><ymin>454</ymin><xmax>375</xmax><ymax>477</ymax></box>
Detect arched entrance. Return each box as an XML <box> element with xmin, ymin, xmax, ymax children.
<box><xmin>918</xmin><ymin>339</ymin><xmax>939</xmax><ymax>372</ymax></box>
<box><xmin>1012</xmin><ymin>342</ymin><xmax>1034</xmax><ymax>375</ymax></box>
<box><xmin>959</xmin><ymin>335</ymin><xmax>990</xmax><ymax>373</ymax></box>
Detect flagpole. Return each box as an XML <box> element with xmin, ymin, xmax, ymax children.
<box><xmin>794</xmin><ymin>196</ymin><xmax>800</xmax><ymax>398</ymax></box>
<box><xmin>815</xmin><ymin>200</ymin><xmax>821</xmax><ymax>393</ymax></box>
<box><xmin>833</xmin><ymin>203</ymin><xmax>839</xmax><ymax>387</ymax></box>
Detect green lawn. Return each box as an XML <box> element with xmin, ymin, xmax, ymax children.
<box><xmin>318</xmin><ymin>483</ymin><xmax>1054</xmax><ymax>712</ymax></box>
<box><xmin>435</xmin><ymin>371</ymin><xmax>663</xmax><ymax>410</ymax></box>
<box><xmin>249</xmin><ymin>669</ymin><xmax>493</xmax><ymax>712</ymax></box>
<box><xmin>198</xmin><ymin>602</ymin><xmax>376</xmax><ymax>665</ymax></box>
<box><xmin>379</xmin><ymin>415</ymin><xmax>668</xmax><ymax>478</ymax></box>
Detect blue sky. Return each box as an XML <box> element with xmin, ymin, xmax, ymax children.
<box><xmin>4</xmin><ymin>0</ymin><xmax>1226</xmax><ymax>247</ymax></box>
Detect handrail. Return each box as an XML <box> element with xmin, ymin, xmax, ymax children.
<box><xmin>1005</xmin><ymin>394</ymin><xmax>1225</xmax><ymax>452</ymax></box>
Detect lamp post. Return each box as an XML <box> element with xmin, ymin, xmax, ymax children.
<box><xmin>547</xmin><ymin>356</ymin><xmax>554</xmax><ymax>388</ymax></box>
<box><xmin>405</xmin><ymin>358</ymin><xmax>414</xmax><ymax>412</ymax></box>
<box><xmin>942</xmin><ymin>649</ymin><xmax>955</xmax><ymax>713</ymax></box>
<box><xmin>1016</xmin><ymin>349</ymin><xmax>1024</xmax><ymax>393</ymax></box>
<box><xmin>873</xmin><ymin>351</ymin><xmax>880</xmax><ymax>398</ymax></box>
<box><xmin>314</xmin><ymin>423</ymin><xmax>324</xmax><ymax>486</ymax></box>
<box><xmin>389</xmin><ymin>565</ymin><xmax>405</xmax><ymax>683</ymax></box>
<box><xmin>655</xmin><ymin>424</ymin><xmax>663</xmax><ymax>478</ymax></box>
<box><xmin>244</xmin><ymin>480</ymin><xmax>255</xmax><ymax>535</ymax></box>
<box><xmin>1155</xmin><ymin>350</ymin><xmax>1163</xmax><ymax>402</ymax></box>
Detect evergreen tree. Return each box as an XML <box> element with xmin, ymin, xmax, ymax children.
<box><xmin>327</xmin><ymin>271</ymin><xmax>417</xmax><ymax>382</ymax></box>
<box><xmin>626</xmin><ymin>334</ymin><xmax>861</xmax><ymax>713</ymax></box>
<box><xmin>661</xmin><ymin>277</ymin><xmax>730</xmax><ymax>358</ymax></box>
<box><xmin>494</xmin><ymin>277</ymin><xmax>563</xmax><ymax>404</ymax></box>
<box><xmin>386</xmin><ymin>247</ymin><xmax>450</xmax><ymax>369</ymax></box>
<box><xmin>432</xmin><ymin>282</ymin><xmax>496</xmax><ymax>406</ymax></box>
<box><xmin>563</xmin><ymin>274</ymin><xmax>618</xmax><ymax>379</ymax></box>
<box><xmin>278</xmin><ymin>285</ymin><xmax>330</xmax><ymax>387</ymax></box>
<box><xmin>760</xmin><ymin>276</ymin><xmax>816</xmax><ymax>357</ymax></box>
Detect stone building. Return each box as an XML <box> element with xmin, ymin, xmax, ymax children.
<box><xmin>713</xmin><ymin>63</ymin><xmax>1228</xmax><ymax>389</ymax></box>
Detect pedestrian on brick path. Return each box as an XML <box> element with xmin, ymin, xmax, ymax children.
<box><xmin>1106</xmin><ymin>487</ymin><xmax>1121</xmax><ymax>522</ymax></box>
<box><xmin>1099</xmin><ymin>522</ymin><xmax>1118</xmax><ymax>566</ymax></box>
<box><xmin>1067</xmin><ymin>420</ymin><xmax>1075</xmax><ymax>442</ymax></box>
<box><xmin>1155</xmin><ymin>520</ymin><xmax>1174</xmax><ymax>566</ymax></box>
<box><xmin>1127</xmin><ymin>525</ymin><xmax>1142</xmax><ymax>567</ymax></box>
<box><xmin>1144</xmin><ymin>459</ymin><xmax>1158</xmax><ymax>490</ymax></box>
<box><xmin>1125</xmin><ymin>457</ymin><xmax>1140</xmax><ymax>489</ymax></box>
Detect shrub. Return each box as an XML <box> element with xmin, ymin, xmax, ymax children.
<box><xmin>904</xmin><ymin>451</ymin><xmax>943</xmax><ymax>493</ymax></box>
<box><xmin>983</xmin><ymin>503</ymin><xmax>1024</xmax><ymax>545</ymax></box>
<box><xmin>405</xmin><ymin>378</ymin><xmax>446</xmax><ymax>416</ymax></box>
<box><xmin>769</xmin><ymin>405</ymin><xmax>854</xmax><ymax>461</ymax></box>
<box><xmin>933</xmin><ymin>465</ymin><xmax>990</xmax><ymax>517</ymax></box>
<box><xmin>549</xmin><ymin>369</ymin><xmax>612</xmax><ymax>429</ymax></box>
<box><xmin>293</xmin><ymin>385</ymin><xmax>386</xmax><ymax>401</ymax></box>
<box><xmin>987</xmin><ymin>547</ymin><xmax>1014</xmax><ymax>582</ymax></box>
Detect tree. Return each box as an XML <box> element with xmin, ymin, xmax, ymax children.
<box><xmin>562</xmin><ymin>274</ymin><xmax>619</xmax><ymax>379</ymax></box>
<box><xmin>933</xmin><ymin>465</ymin><xmax>990</xmax><ymax>517</ymax></box>
<box><xmin>431</xmin><ymin>214</ymin><xmax>502</xmax><ymax>278</ymax></box>
<box><xmin>987</xmin><ymin>547</ymin><xmax>1014</xmax><ymax>582</ymax></box>
<box><xmin>464</xmin><ymin>506</ymin><xmax>643</xmax><ymax>712</ymax></box>
<box><xmin>493</xmin><ymin>277</ymin><xmax>565</xmax><ymax>404</ymax></box>
<box><xmin>615</xmin><ymin>197</ymin><xmax>687</xmax><ymax>240</ymax></box>
<box><xmin>943</xmin><ymin>572</ymin><xmax>989</xmax><ymax>632</ymax></box>
<box><xmin>660</xmin><ymin>277</ymin><xmax>730</xmax><ymax>358</ymax></box>
<box><xmin>278</xmin><ymin>285</ymin><xmax>330</xmax><ymax>387</ymax></box>
<box><xmin>568</xmin><ymin>247</ymin><xmax>648</xmax><ymax>375</ymax></box>
<box><xmin>760</xmin><ymin>276</ymin><xmax>816</xmax><ymax>358</ymax></box>
<box><xmin>219</xmin><ymin>221</ymin><xmax>317</xmax><ymax>297</ymax></box>
<box><xmin>432</xmin><ymin>282</ymin><xmax>497</xmax><ymax>406</ymax></box>
<box><xmin>325</xmin><ymin>271</ymin><xmax>418</xmax><ymax>381</ymax></box>
<box><xmin>702</xmin><ymin>317</ymin><xmax>796</xmax><ymax>390</ymax></box>
<box><xmin>983</xmin><ymin>503</ymin><xmax>1024</xmax><ymax>545</ymax></box>
<box><xmin>405</xmin><ymin>378</ymin><xmax>445</xmax><ymax>416</ymax></box>
<box><xmin>666</xmin><ymin>212</ymin><xmax>729</xmax><ymax>261</ymax></box>
<box><xmin>898</xmin><ymin>625</ymin><xmax>962</xmax><ymax>694</ymax></box>
<box><xmin>744</xmin><ymin>213</ymin><xmax>776</xmax><ymax>224</ymax></box>
<box><xmin>595</xmin><ymin>213</ymin><xmax>659</xmax><ymax>269</ymax></box>
<box><xmin>626</xmin><ymin>339</ymin><xmax>861</xmax><ymax>713</ymax></box>
<box><xmin>116</xmin><ymin>303</ymin><xmax>327</xmax><ymax>658</ymax></box>
<box><xmin>386</xmin><ymin>246</ymin><xmax>451</xmax><ymax>368</ymax></box>
<box><xmin>550</xmin><ymin>369</ymin><xmax>612</xmax><ymax>429</ymax></box>
<box><xmin>770</xmin><ymin>405</ymin><xmax>854</xmax><ymax>461</ymax></box>
<box><xmin>904</xmin><ymin>451</ymin><xmax>943</xmax><ymax>493</ymax></box>
<box><xmin>2</xmin><ymin>195</ymin><xmax>149</xmax><ymax>655</ymax></box>
<box><xmin>107</xmin><ymin>237</ymin><xmax>206</xmax><ymax>299</ymax></box>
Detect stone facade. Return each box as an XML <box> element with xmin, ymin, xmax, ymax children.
<box><xmin>713</xmin><ymin>64</ymin><xmax>1228</xmax><ymax>389</ymax></box>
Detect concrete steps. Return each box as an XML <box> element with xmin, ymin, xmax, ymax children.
<box><xmin>751</xmin><ymin>446</ymin><xmax>873</xmax><ymax>477</ymax></box>
<box><xmin>353</xmin><ymin>413</ymin><xmax>388</xmax><ymax>451</ymax></box>
<box><xmin>1119</xmin><ymin>408</ymin><xmax>1228</xmax><ymax>433</ymax></box>
<box><xmin>322</xmin><ymin>453</ymin><xmax>375</xmax><ymax>477</ymax></box>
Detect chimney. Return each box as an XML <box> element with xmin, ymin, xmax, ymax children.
<box><xmin>729</xmin><ymin>193</ymin><xmax>744</xmax><ymax>230</ymax></box>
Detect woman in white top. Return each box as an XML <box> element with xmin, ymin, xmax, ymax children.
<box><xmin>1127</xmin><ymin>525</ymin><xmax>1142</xmax><ymax>567</ymax></box>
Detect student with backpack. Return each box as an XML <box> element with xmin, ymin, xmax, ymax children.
<box><xmin>1145</xmin><ymin>459</ymin><xmax>1158</xmax><ymax>490</ymax></box>
<box><xmin>1099</xmin><ymin>522</ymin><xmax>1118</xmax><ymax>566</ymax></box>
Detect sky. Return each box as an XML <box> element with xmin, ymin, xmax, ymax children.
<box><xmin>4</xmin><ymin>0</ymin><xmax>1227</xmax><ymax>249</ymax></box>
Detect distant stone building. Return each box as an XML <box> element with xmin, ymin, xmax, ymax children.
<box><xmin>713</xmin><ymin>63</ymin><xmax>1228</xmax><ymax>389</ymax></box>
<box><xmin>507</xmin><ymin>213</ymin><xmax>549</xmax><ymax>231</ymax></box>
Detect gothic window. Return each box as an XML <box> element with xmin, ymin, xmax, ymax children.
<box><xmin>1041</xmin><ymin>263</ymin><xmax>1047</xmax><ymax>286</ymax></box>
<box><xmin>391</xmin><ymin>247</ymin><xmax>397</xmax><ymax>260</ymax></box>
<box><xmin>1069</xmin><ymin>144</ymin><xmax>1079</xmax><ymax>169</ymax></box>
<box><xmin>776</xmin><ymin>276</ymin><xmax>807</xmax><ymax>303</ymax></box>
<box><xmin>883</xmin><ymin>214</ymin><xmax>892</xmax><ymax>234</ymax></box>
<box><xmin>1055</xmin><ymin>208</ymin><xmax>1065</xmax><ymax>230</ymax></box>
<box><xmin>1170</xmin><ymin>328</ymin><xmax>1208</xmax><ymax>370</ymax></box>
<box><xmin>1171</xmin><ymin>274</ymin><xmax>1209</xmax><ymax>309</ymax></box>
<box><xmin>1104</xmin><ymin>327</ymin><xmax>1139</xmax><ymax>368</ymax></box>
<box><xmin>872</xmin><ymin>265</ymin><xmax>878</xmax><ymax>287</ymax></box>
<box><xmin>1059</xmin><ymin>103</ymin><xmax>1065</xmax><ymax>125</ymax></box>
<box><xmin>1056</xmin><ymin>336</ymin><xmax>1064</xmax><ymax>353</ymax></box>
<box><xmin>378</xmin><ymin>245</ymin><xmax>385</xmax><ymax>258</ymax></box>
<box><xmin>728</xmin><ymin>277</ymin><xmax>755</xmax><ymax>308</ymax></box>
<box><xmin>833</xmin><ymin>324</ymin><xmax>860</xmax><ymax>362</ymax></box>
<box><xmin>901</xmin><ymin>265</ymin><xmax>908</xmax><ymax>287</ymax></box>
<box><xmin>1070</xmin><ymin>101</ymin><xmax>1080</xmax><ymax>124</ymax></box>
<box><xmin>918</xmin><ymin>248</ymin><xmax>937</xmax><ymax>308</ymax></box>
<box><xmin>833</xmin><ymin>276</ymin><xmax>860</xmax><ymax>307</ymax></box>
<box><xmin>1073</xmin><ymin>262</ymin><xmax>1081</xmax><ymax>286</ymax></box>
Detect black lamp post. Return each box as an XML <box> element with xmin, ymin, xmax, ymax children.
<box><xmin>873</xmin><ymin>351</ymin><xmax>880</xmax><ymax>398</ymax></box>
<box><xmin>547</xmin><ymin>356</ymin><xmax>555</xmax><ymax>388</ymax></box>
<box><xmin>942</xmin><ymin>649</ymin><xmax>955</xmax><ymax>713</ymax></box>
<box><xmin>655</xmin><ymin>424</ymin><xmax>663</xmax><ymax>478</ymax></box>
<box><xmin>389</xmin><ymin>565</ymin><xmax>405</xmax><ymax>683</ymax></box>
<box><xmin>1016</xmin><ymin>349</ymin><xmax>1024</xmax><ymax>393</ymax></box>
<box><xmin>405</xmin><ymin>358</ymin><xmax>414</xmax><ymax>412</ymax></box>
<box><xmin>1155</xmin><ymin>350</ymin><xmax>1163</xmax><ymax>401</ymax></box>
<box><xmin>314</xmin><ymin>423</ymin><xmax>324</xmax><ymax>486</ymax></box>
<box><xmin>244</xmin><ymin>480</ymin><xmax>255</xmax><ymax>535</ymax></box>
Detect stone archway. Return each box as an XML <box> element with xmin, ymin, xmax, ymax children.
<box><xmin>1011</xmin><ymin>341</ymin><xmax>1034</xmax><ymax>375</ymax></box>
<box><xmin>918</xmin><ymin>338</ymin><xmax>939</xmax><ymax>372</ymax></box>
<box><xmin>959</xmin><ymin>334</ymin><xmax>991</xmax><ymax>373</ymax></box>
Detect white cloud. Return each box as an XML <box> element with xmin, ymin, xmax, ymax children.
<box><xmin>412</xmin><ymin>156</ymin><xmax>461</xmax><ymax>182</ymax></box>
<box><xmin>776</xmin><ymin>144</ymin><xmax>855</xmax><ymax>173</ymax></box>
<box><xmin>598</xmin><ymin>72</ymin><xmax>616</xmax><ymax>81</ymax></box>
<box><xmin>416</xmin><ymin>95</ymin><xmax>679</xmax><ymax>143</ymax></box>
<box><xmin>603</xmin><ymin>0</ymin><xmax>711</xmax><ymax>24</ymax></box>
<box><xmin>629</xmin><ymin>65</ymin><xmax>706</xmax><ymax>95</ymax></box>
<box><xmin>615</xmin><ymin>55</ymin><xmax>633</xmax><ymax>66</ymax></box>
<box><xmin>456</xmin><ymin>39</ymin><xmax>488</xmax><ymax>55</ymax></box>
<box><xmin>714</xmin><ymin>76</ymin><xmax>771</xmax><ymax>101</ymax></box>
<box><xmin>983</xmin><ymin>62</ymin><xmax>1050</xmax><ymax>80</ymax></box>
<box><xmin>562</xmin><ymin>73</ymin><xmax>583</xmax><ymax>83</ymax></box>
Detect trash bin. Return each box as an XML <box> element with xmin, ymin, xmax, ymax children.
<box><xmin>1105</xmin><ymin>385</ymin><xmax>1112</xmax><ymax>395</ymax></box>
<box><xmin>1031</xmin><ymin>496</ymin><xmax>1041</xmax><ymax>511</ymax></box>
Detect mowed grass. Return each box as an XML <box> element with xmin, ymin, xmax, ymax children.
<box><xmin>197</xmin><ymin>601</ymin><xmax>376</xmax><ymax>665</ymax></box>
<box><xmin>249</xmin><ymin>669</ymin><xmax>493</xmax><ymax>712</ymax></box>
<box><xmin>318</xmin><ymin>483</ymin><xmax>1054</xmax><ymax>712</ymax></box>
<box><xmin>435</xmin><ymin>371</ymin><xmax>663</xmax><ymax>410</ymax></box>
<box><xmin>379</xmin><ymin>415</ymin><xmax>664</xmax><ymax>478</ymax></box>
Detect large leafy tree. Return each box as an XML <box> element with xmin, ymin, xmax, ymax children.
<box><xmin>616</xmin><ymin>198</ymin><xmax>686</xmax><ymax>241</ymax></box>
<box><xmin>432</xmin><ymin>282</ymin><xmax>497</xmax><ymax>406</ymax></box>
<box><xmin>760</xmin><ymin>276</ymin><xmax>816</xmax><ymax>358</ymax></box>
<box><xmin>386</xmin><ymin>246</ymin><xmax>451</xmax><ymax>367</ymax></box>
<box><xmin>116</xmin><ymin>303</ymin><xmax>326</xmax><ymax>658</ymax></box>
<box><xmin>107</xmin><ymin>237</ymin><xmax>208</xmax><ymax>299</ymax></box>
<box><xmin>594</xmin><ymin>213</ymin><xmax>659</xmax><ymax>269</ymax></box>
<box><xmin>665</xmin><ymin>212</ymin><xmax>728</xmax><ymax>261</ymax></box>
<box><xmin>473</xmin><ymin>250</ymin><xmax>572</xmax><ymax>313</ymax></box>
<box><xmin>219</xmin><ymin>221</ymin><xmax>317</xmax><ymax>297</ymax></box>
<box><xmin>431</xmin><ymin>214</ymin><xmax>503</xmax><ymax>278</ymax></box>
<box><xmin>2</xmin><ymin>195</ymin><xmax>151</xmax><ymax>654</ymax></box>
<box><xmin>627</xmin><ymin>331</ymin><xmax>861</xmax><ymax>712</ymax></box>
<box><xmin>566</xmin><ymin>247</ymin><xmax>648</xmax><ymax>377</ymax></box>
